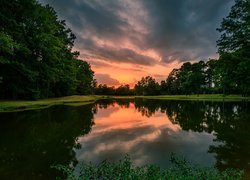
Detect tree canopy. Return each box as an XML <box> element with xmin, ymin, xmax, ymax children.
<box><xmin>0</xmin><ymin>0</ymin><xmax>95</xmax><ymax>99</ymax></box>
<box><xmin>217</xmin><ymin>0</ymin><xmax>250</xmax><ymax>53</ymax></box>
<box><xmin>216</xmin><ymin>0</ymin><xmax>250</xmax><ymax>96</ymax></box>
<box><xmin>134</xmin><ymin>76</ymin><xmax>160</xmax><ymax>95</ymax></box>
<box><xmin>0</xmin><ymin>0</ymin><xmax>249</xmax><ymax>98</ymax></box>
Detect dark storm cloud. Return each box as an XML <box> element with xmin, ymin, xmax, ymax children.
<box><xmin>76</xmin><ymin>37</ymin><xmax>157</xmax><ymax>65</ymax></box>
<box><xmin>143</xmin><ymin>0</ymin><xmax>234</xmax><ymax>63</ymax></box>
<box><xmin>88</xmin><ymin>47</ymin><xmax>156</xmax><ymax>66</ymax></box>
<box><xmin>39</xmin><ymin>0</ymin><xmax>234</xmax><ymax>66</ymax></box>
<box><xmin>90</xmin><ymin>59</ymin><xmax>144</xmax><ymax>72</ymax></box>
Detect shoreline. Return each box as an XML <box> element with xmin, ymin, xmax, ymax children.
<box><xmin>0</xmin><ymin>94</ymin><xmax>248</xmax><ymax>113</ymax></box>
<box><xmin>0</xmin><ymin>95</ymin><xmax>102</xmax><ymax>113</ymax></box>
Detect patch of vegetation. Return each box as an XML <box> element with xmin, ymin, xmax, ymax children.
<box><xmin>0</xmin><ymin>95</ymin><xmax>102</xmax><ymax>112</ymax></box>
<box><xmin>52</xmin><ymin>155</ymin><xmax>243</xmax><ymax>180</ymax></box>
<box><xmin>1</xmin><ymin>0</ymin><xmax>95</xmax><ymax>100</ymax></box>
<box><xmin>1</xmin><ymin>94</ymin><xmax>248</xmax><ymax>112</ymax></box>
<box><xmin>139</xmin><ymin>94</ymin><xmax>249</xmax><ymax>101</ymax></box>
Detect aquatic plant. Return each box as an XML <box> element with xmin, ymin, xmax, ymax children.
<box><xmin>52</xmin><ymin>155</ymin><xmax>243</xmax><ymax>180</ymax></box>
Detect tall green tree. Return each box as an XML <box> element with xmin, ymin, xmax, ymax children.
<box><xmin>134</xmin><ymin>76</ymin><xmax>160</xmax><ymax>95</ymax></box>
<box><xmin>165</xmin><ymin>68</ymin><xmax>181</xmax><ymax>94</ymax></box>
<box><xmin>216</xmin><ymin>0</ymin><xmax>250</xmax><ymax>96</ymax></box>
<box><xmin>0</xmin><ymin>0</ymin><xmax>95</xmax><ymax>99</ymax></box>
<box><xmin>205</xmin><ymin>59</ymin><xmax>219</xmax><ymax>93</ymax></box>
<box><xmin>217</xmin><ymin>0</ymin><xmax>250</xmax><ymax>53</ymax></box>
<box><xmin>165</xmin><ymin>61</ymin><xmax>206</xmax><ymax>95</ymax></box>
<box><xmin>189</xmin><ymin>61</ymin><xmax>206</xmax><ymax>95</ymax></box>
<box><xmin>115</xmin><ymin>84</ymin><xmax>132</xmax><ymax>95</ymax></box>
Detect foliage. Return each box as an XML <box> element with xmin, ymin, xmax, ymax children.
<box><xmin>52</xmin><ymin>155</ymin><xmax>243</xmax><ymax>180</ymax></box>
<box><xmin>94</xmin><ymin>84</ymin><xmax>134</xmax><ymax>96</ymax></box>
<box><xmin>161</xmin><ymin>60</ymin><xmax>218</xmax><ymax>95</ymax></box>
<box><xmin>0</xmin><ymin>0</ymin><xmax>95</xmax><ymax>99</ymax></box>
<box><xmin>216</xmin><ymin>0</ymin><xmax>250</xmax><ymax>96</ymax></box>
<box><xmin>154</xmin><ymin>0</ymin><xmax>250</xmax><ymax>96</ymax></box>
<box><xmin>94</xmin><ymin>84</ymin><xmax>116</xmax><ymax>95</ymax></box>
<box><xmin>216</xmin><ymin>0</ymin><xmax>250</xmax><ymax>53</ymax></box>
<box><xmin>0</xmin><ymin>95</ymin><xmax>101</xmax><ymax>112</ymax></box>
<box><xmin>94</xmin><ymin>0</ymin><xmax>249</xmax><ymax>96</ymax></box>
<box><xmin>0</xmin><ymin>104</ymin><xmax>95</xmax><ymax>179</ymax></box>
<box><xmin>134</xmin><ymin>76</ymin><xmax>160</xmax><ymax>95</ymax></box>
<box><xmin>133</xmin><ymin>99</ymin><xmax>250</xmax><ymax>175</ymax></box>
<box><xmin>1</xmin><ymin>0</ymin><xmax>249</xmax><ymax>98</ymax></box>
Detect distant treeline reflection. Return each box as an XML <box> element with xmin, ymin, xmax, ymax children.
<box><xmin>95</xmin><ymin>99</ymin><xmax>250</xmax><ymax>173</ymax></box>
<box><xmin>0</xmin><ymin>99</ymin><xmax>249</xmax><ymax>179</ymax></box>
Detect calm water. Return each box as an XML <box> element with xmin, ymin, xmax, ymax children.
<box><xmin>0</xmin><ymin>99</ymin><xmax>249</xmax><ymax>179</ymax></box>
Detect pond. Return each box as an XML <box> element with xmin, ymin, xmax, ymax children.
<box><xmin>0</xmin><ymin>99</ymin><xmax>249</xmax><ymax>179</ymax></box>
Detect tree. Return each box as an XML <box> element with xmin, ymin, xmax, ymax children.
<box><xmin>189</xmin><ymin>61</ymin><xmax>206</xmax><ymax>95</ymax></box>
<box><xmin>0</xmin><ymin>0</ymin><xmax>95</xmax><ymax>99</ymax></box>
<box><xmin>134</xmin><ymin>76</ymin><xmax>160</xmax><ymax>95</ymax></box>
<box><xmin>165</xmin><ymin>61</ymin><xmax>206</xmax><ymax>95</ymax></box>
<box><xmin>178</xmin><ymin>62</ymin><xmax>192</xmax><ymax>94</ymax></box>
<box><xmin>217</xmin><ymin>0</ymin><xmax>250</xmax><ymax>53</ymax></box>
<box><xmin>216</xmin><ymin>0</ymin><xmax>250</xmax><ymax>96</ymax></box>
<box><xmin>160</xmin><ymin>80</ymin><xmax>168</xmax><ymax>94</ymax></box>
<box><xmin>115</xmin><ymin>84</ymin><xmax>132</xmax><ymax>95</ymax></box>
<box><xmin>75</xmin><ymin>60</ymin><xmax>95</xmax><ymax>95</ymax></box>
<box><xmin>94</xmin><ymin>84</ymin><xmax>115</xmax><ymax>95</ymax></box>
<box><xmin>166</xmin><ymin>68</ymin><xmax>180</xmax><ymax>94</ymax></box>
<box><xmin>205</xmin><ymin>59</ymin><xmax>219</xmax><ymax>93</ymax></box>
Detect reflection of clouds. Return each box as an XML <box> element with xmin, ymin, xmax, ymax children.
<box><xmin>94</xmin><ymin>105</ymin><xmax>120</xmax><ymax>119</ymax></box>
<box><xmin>131</xmin><ymin>129</ymin><xmax>216</xmax><ymax>168</ymax></box>
<box><xmin>75</xmin><ymin>102</ymin><xmax>217</xmax><ymax>168</ymax></box>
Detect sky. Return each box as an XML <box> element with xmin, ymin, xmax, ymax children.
<box><xmin>39</xmin><ymin>0</ymin><xmax>234</xmax><ymax>87</ymax></box>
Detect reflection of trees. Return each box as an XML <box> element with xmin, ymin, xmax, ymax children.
<box><xmin>0</xmin><ymin>104</ymin><xmax>95</xmax><ymax>180</ymax></box>
<box><xmin>95</xmin><ymin>99</ymin><xmax>133</xmax><ymax>112</ymax></box>
<box><xmin>134</xmin><ymin>99</ymin><xmax>250</xmax><ymax>174</ymax></box>
<box><xmin>208</xmin><ymin>104</ymin><xmax>250</xmax><ymax>174</ymax></box>
<box><xmin>134</xmin><ymin>99</ymin><xmax>160</xmax><ymax>117</ymax></box>
<box><xmin>95</xmin><ymin>99</ymin><xmax>116</xmax><ymax>109</ymax></box>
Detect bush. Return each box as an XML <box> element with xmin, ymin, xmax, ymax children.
<box><xmin>52</xmin><ymin>155</ymin><xmax>243</xmax><ymax>180</ymax></box>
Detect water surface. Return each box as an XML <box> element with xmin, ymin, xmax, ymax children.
<box><xmin>0</xmin><ymin>99</ymin><xmax>249</xmax><ymax>179</ymax></box>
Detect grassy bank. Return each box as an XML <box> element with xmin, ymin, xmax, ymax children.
<box><xmin>137</xmin><ymin>94</ymin><xmax>249</xmax><ymax>101</ymax></box>
<box><xmin>0</xmin><ymin>95</ymin><xmax>103</xmax><ymax>113</ymax></box>
<box><xmin>0</xmin><ymin>94</ymin><xmax>248</xmax><ymax>113</ymax></box>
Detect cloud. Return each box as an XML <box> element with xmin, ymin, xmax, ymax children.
<box><xmin>75</xmin><ymin>114</ymin><xmax>215</xmax><ymax>167</ymax></box>
<box><xmin>39</xmin><ymin>0</ymin><xmax>233</xmax><ymax>66</ymax></box>
<box><xmin>79</xmin><ymin>44</ymin><xmax>157</xmax><ymax>66</ymax></box>
<box><xmin>94</xmin><ymin>74</ymin><xmax>120</xmax><ymax>86</ymax></box>
<box><xmin>142</xmin><ymin>0</ymin><xmax>234</xmax><ymax>63</ymax></box>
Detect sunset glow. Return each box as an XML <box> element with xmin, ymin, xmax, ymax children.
<box><xmin>40</xmin><ymin>0</ymin><xmax>234</xmax><ymax>86</ymax></box>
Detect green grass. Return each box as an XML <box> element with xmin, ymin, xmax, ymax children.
<box><xmin>52</xmin><ymin>155</ymin><xmax>243</xmax><ymax>180</ymax></box>
<box><xmin>136</xmin><ymin>94</ymin><xmax>249</xmax><ymax>101</ymax></box>
<box><xmin>0</xmin><ymin>94</ymin><xmax>248</xmax><ymax>113</ymax></box>
<box><xmin>0</xmin><ymin>95</ymin><xmax>103</xmax><ymax>113</ymax></box>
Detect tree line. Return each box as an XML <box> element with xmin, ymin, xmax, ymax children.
<box><xmin>95</xmin><ymin>0</ymin><xmax>250</xmax><ymax>96</ymax></box>
<box><xmin>137</xmin><ymin>0</ymin><xmax>249</xmax><ymax>96</ymax></box>
<box><xmin>0</xmin><ymin>0</ymin><xmax>95</xmax><ymax>99</ymax></box>
<box><xmin>0</xmin><ymin>0</ymin><xmax>249</xmax><ymax>99</ymax></box>
<box><xmin>94</xmin><ymin>84</ymin><xmax>134</xmax><ymax>96</ymax></box>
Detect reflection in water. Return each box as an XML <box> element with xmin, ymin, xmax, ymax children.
<box><xmin>76</xmin><ymin>100</ymin><xmax>216</xmax><ymax>169</ymax></box>
<box><xmin>0</xmin><ymin>99</ymin><xmax>249</xmax><ymax>179</ymax></box>
<box><xmin>134</xmin><ymin>99</ymin><xmax>250</xmax><ymax>174</ymax></box>
<box><xmin>76</xmin><ymin>99</ymin><xmax>250</xmax><ymax>177</ymax></box>
<box><xmin>0</xmin><ymin>105</ymin><xmax>94</xmax><ymax>180</ymax></box>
